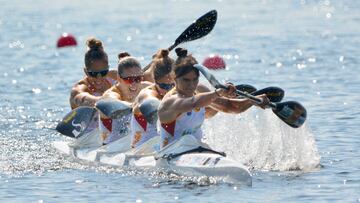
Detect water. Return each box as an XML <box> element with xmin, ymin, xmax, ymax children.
<box><xmin>1</xmin><ymin>0</ymin><xmax>359</xmax><ymax>202</ymax></box>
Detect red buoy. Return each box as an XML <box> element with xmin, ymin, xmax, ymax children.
<box><xmin>57</xmin><ymin>33</ymin><xmax>77</xmax><ymax>48</ymax></box>
<box><xmin>202</xmin><ymin>55</ymin><xmax>226</xmax><ymax>70</ymax></box>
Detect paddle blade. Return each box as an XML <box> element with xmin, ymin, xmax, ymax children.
<box><xmin>170</xmin><ymin>10</ymin><xmax>217</xmax><ymax>50</ymax></box>
<box><xmin>273</xmin><ymin>101</ymin><xmax>307</xmax><ymax>128</ymax></box>
<box><xmin>252</xmin><ymin>86</ymin><xmax>285</xmax><ymax>102</ymax></box>
<box><xmin>95</xmin><ymin>99</ymin><xmax>132</xmax><ymax>119</ymax></box>
<box><xmin>139</xmin><ymin>98</ymin><xmax>160</xmax><ymax>124</ymax></box>
<box><xmin>236</xmin><ymin>84</ymin><xmax>257</xmax><ymax>94</ymax></box>
<box><xmin>56</xmin><ymin>106</ymin><xmax>97</xmax><ymax>138</ymax></box>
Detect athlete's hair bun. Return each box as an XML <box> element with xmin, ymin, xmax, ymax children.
<box><xmin>175</xmin><ymin>47</ymin><xmax>187</xmax><ymax>57</ymax></box>
<box><xmin>86</xmin><ymin>37</ymin><xmax>103</xmax><ymax>50</ymax></box>
<box><xmin>159</xmin><ymin>49</ymin><xmax>169</xmax><ymax>58</ymax></box>
<box><xmin>118</xmin><ymin>52</ymin><xmax>131</xmax><ymax>60</ymax></box>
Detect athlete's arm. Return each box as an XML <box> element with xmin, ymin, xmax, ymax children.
<box><xmin>196</xmin><ymin>84</ymin><xmax>218</xmax><ymax>118</ymax></box>
<box><xmin>70</xmin><ymin>83</ymin><xmax>101</xmax><ymax>109</ymax></box>
<box><xmin>211</xmin><ymin>93</ymin><xmax>270</xmax><ymax>113</ymax></box>
<box><xmin>197</xmin><ymin>83</ymin><xmax>267</xmax><ymax>114</ymax></box>
<box><xmin>132</xmin><ymin>87</ymin><xmax>156</xmax><ymax>114</ymax></box>
<box><xmin>158</xmin><ymin>90</ymin><xmax>225</xmax><ymax>123</ymax></box>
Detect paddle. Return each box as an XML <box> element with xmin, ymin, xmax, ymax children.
<box><xmin>143</xmin><ymin>10</ymin><xmax>217</xmax><ymax>72</ymax></box>
<box><xmin>139</xmin><ymin>98</ymin><xmax>160</xmax><ymax>124</ymax></box>
<box><xmin>56</xmin><ymin>106</ymin><xmax>97</xmax><ymax>138</ymax></box>
<box><xmin>251</xmin><ymin>86</ymin><xmax>284</xmax><ymax>103</ymax></box>
<box><xmin>235</xmin><ymin>84</ymin><xmax>257</xmax><ymax>93</ymax></box>
<box><xmin>240</xmin><ymin>86</ymin><xmax>285</xmax><ymax>103</ymax></box>
<box><xmin>201</xmin><ymin>63</ymin><xmax>284</xmax><ymax>102</ymax></box>
<box><xmin>194</xmin><ymin>64</ymin><xmax>307</xmax><ymax>128</ymax></box>
<box><xmin>235</xmin><ymin>84</ymin><xmax>285</xmax><ymax>102</ymax></box>
<box><xmin>95</xmin><ymin>98</ymin><xmax>132</xmax><ymax>119</ymax></box>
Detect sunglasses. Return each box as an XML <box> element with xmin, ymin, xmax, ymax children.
<box><xmin>120</xmin><ymin>75</ymin><xmax>143</xmax><ymax>84</ymax></box>
<box><xmin>157</xmin><ymin>82</ymin><xmax>175</xmax><ymax>90</ymax></box>
<box><xmin>87</xmin><ymin>69</ymin><xmax>109</xmax><ymax>78</ymax></box>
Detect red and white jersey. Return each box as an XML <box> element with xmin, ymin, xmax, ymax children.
<box><xmin>130</xmin><ymin>113</ymin><xmax>159</xmax><ymax>148</ymax></box>
<box><xmin>160</xmin><ymin>107</ymin><xmax>205</xmax><ymax>148</ymax></box>
<box><xmin>99</xmin><ymin>113</ymin><xmax>132</xmax><ymax>145</ymax></box>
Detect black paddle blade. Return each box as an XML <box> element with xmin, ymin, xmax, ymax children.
<box><xmin>194</xmin><ymin>64</ymin><xmax>306</xmax><ymax>128</ymax></box>
<box><xmin>56</xmin><ymin>106</ymin><xmax>97</xmax><ymax>138</ymax></box>
<box><xmin>273</xmin><ymin>101</ymin><xmax>307</xmax><ymax>128</ymax></box>
<box><xmin>143</xmin><ymin>10</ymin><xmax>217</xmax><ymax>72</ymax></box>
<box><xmin>252</xmin><ymin>86</ymin><xmax>285</xmax><ymax>103</ymax></box>
<box><xmin>169</xmin><ymin>10</ymin><xmax>217</xmax><ymax>50</ymax></box>
<box><xmin>95</xmin><ymin>98</ymin><xmax>132</xmax><ymax>119</ymax></box>
<box><xmin>139</xmin><ymin>98</ymin><xmax>160</xmax><ymax>124</ymax></box>
<box><xmin>236</xmin><ymin>84</ymin><xmax>257</xmax><ymax>94</ymax></box>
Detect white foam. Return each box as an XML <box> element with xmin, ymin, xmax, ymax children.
<box><xmin>203</xmin><ymin>108</ymin><xmax>320</xmax><ymax>171</ymax></box>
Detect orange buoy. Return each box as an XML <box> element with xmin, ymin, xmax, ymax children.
<box><xmin>202</xmin><ymin>55</ymin><xmax>226</xmax><ymax>70</ymax></box>
<box><xmin>57</xmin><ymin>33</ymin><xmax>77</xmax><ymax>48</ymax></box>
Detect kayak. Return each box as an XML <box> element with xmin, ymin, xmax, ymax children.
<box><xmin>53</xmin><ymin>133</ymin><xmax>252</xmax><ymax>185</ymax></box>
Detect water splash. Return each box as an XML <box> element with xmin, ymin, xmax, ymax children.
<box><xmin>0</xmin><ymin>104</ymin><xmax>229</xmax><ymax>186</ymax></box>
<box><xmin>203</xmin><ymin>109</ymin><xmax>320</xmax><ymax>171</ymax></box>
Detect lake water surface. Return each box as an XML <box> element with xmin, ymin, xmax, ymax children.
<box><xmin>0</xmin><ymin>0</ymin><xmax>359</xmax><ymax>202</ymax></box>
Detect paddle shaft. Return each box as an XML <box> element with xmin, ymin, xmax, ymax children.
<box><xmin>168</xmin><ymin>44</ymin><xmax>177</xmax><ymax>52</ymax></box>
<box><xmin>218</xmin><ymin>84</ymin><xmax>277</xmax><ymax>109</ymax></box>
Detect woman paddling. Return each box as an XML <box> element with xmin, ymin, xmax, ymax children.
<box><xmin>131</xmin><ymin>49</ymin><xmax>175</xmax><ymax>149</ymax></box>
<box><xmin>158</xmin><ymin>48</ymin><xmax>270</xmax><ymax>149</ymax></box>
<box><xmin>70</xmin><ymin>38</ymin><xmax>117</xmax><ymax>109</ymax></box>
<box><xmin>100</xmin><ymin>53</ymin><xmax>151</xmax><ymax>145</ymax></box>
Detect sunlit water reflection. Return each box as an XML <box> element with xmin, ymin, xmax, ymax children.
<box><xmin>1</xmin><ymin>0</ymin><xmax>359</xmax><ymax>202</ymax></box>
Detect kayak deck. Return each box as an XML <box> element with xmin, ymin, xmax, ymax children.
<box><xmin>52</xmin><ymin>138</ymin><xmax>252</xmax><ymax>186</ymax></box>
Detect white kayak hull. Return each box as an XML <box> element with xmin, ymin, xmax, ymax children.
<box><xmin>53</xmin><ymin>136</ymin><xmax>252</xmax><ymax>185</ymax></box>
<box><xmin>156</xmin><ymin>153</ymin><xmax>251</xmax><ymax>185</ymax></box>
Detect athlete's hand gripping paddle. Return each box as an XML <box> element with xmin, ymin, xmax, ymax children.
<box><xmin>194</xmin><ymin>64</ymin><xmax>306</xmax><ymax>128</ymax></box>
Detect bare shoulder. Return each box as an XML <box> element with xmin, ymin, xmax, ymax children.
<box><xmin>159</xmin><ymin>92</ymin><xmax>181</xmax><ymax>113</ymax></box>
<box><xmin>140</xmin><ymin>81</ymin><xmax>153</xmax><ymax>90</ymax></box>
<box><xmin>158</xmin><ymin>93</ymin><xmax>181</xmax><ymax>123</ymax></box>
<box><xmin>71</xmin><ymin>79</ymin><xmax>89</xmax><ymax>94</ymax></box>
<box><xmin>143</xmin><ymin>69</ymin><xmax>155</xmax><ymax>83</ymax></box>
<box><xmin>102</xmin><ymin>86</ymin><xmax>121</xmax><ymax>100</ymax></box>
<box><xmin>137</xmin><ymin>87</ymin><xmax>154</xmax><ymax>103</ymax></box>
<box><xmin>196</xmin><ymin>83</ymin><xmax>211</xmax><ymax>93</ymax></box>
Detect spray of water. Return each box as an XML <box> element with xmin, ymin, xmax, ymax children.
<box><xmin>203</xmin><ymin>108</ymin><xmax>320</xmax><ymax>171</ymax></box>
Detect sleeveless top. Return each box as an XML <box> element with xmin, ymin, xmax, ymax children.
<box><xmin>130</xmin><ymin>113</ymin><xmax>159</xmax><ymax>148</ymax></box>
<box><xmin>99</xmin><ymin>114</ymin><xmax>132</xmax><ymax>145</ymax></box>
<box><xmin>160</xmin><ymin>107</ymin><xmax>205</xmax><ymax>149</ymax></box>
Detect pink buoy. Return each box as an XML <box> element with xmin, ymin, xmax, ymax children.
<box><xmin>57</xmin><ymin>33</ymin><xmax>77</xmax><ymax>48</ymax></box>
<box><xmin>202</xmin><ymin>55</ymin><xmax>226</xmax><ymax>70</ymax></box>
